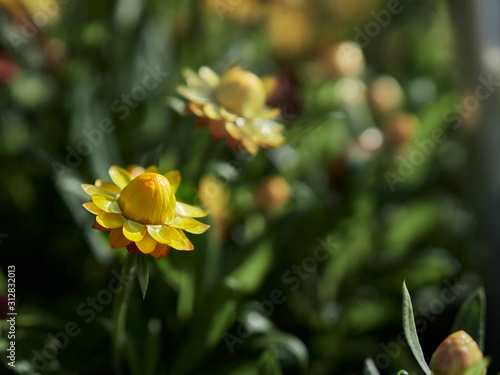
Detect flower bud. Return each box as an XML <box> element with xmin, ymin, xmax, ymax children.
<box><xmin>321</xmin><ymin>42</ymin><xmax>365</xmax><ymax>77</ymax></box>
<box><xmin>265</xmin><ymin>2</ymin><xmax>313</xmax><ymax>58</ymax></box>
<box><xmin>369</xmin><ymin>75</ymin><xmax>404</xmax><ymax>113</ymax></box>
<box><xmin>118</xmin><ymin>173</ymin><xmax>176</xmax><ymax>225</ymax></box>
<box><xmin>382</xmin><ymin>112</ymin><xmax>418</xmax><ymax>148</ymax></box>
<box><xmin>254</xmin><ymin>177</ymin><xmax>291</xmax><ymax>214</ymax></box>
<box><xmin>429</xmin><ymin>330</ymin><xmax>484</xmax><ymax>375</ymax></box>
<box><xmin>214</xmin><ymin>67</ymin><xmax>266</xmax><ymax>118</ymax></box>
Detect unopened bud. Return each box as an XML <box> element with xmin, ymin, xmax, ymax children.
<box><xmin>382</xmin><ymin>112</ymin><xmax>418</xmax><ymax>148</ymax></box>
<box><xmin>254</xmin><ymin>177</ymin><xmax>291</xmax><ymax>214</ymax></box>
<box><xmin>429</xmin><ymin>330</ymin><xmax>484</xmax><ymax>375</ymax></box>
<box><xmin>214</xmin><ymin>67</ymin><xmax>266</xmax><ymax>118</ymax></box>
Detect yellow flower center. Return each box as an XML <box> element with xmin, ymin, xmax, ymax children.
<box><xmin>214</xmin><ymin>67</ymin><xmax>266</xmax><ymax>118</ymax></box>
<box><xmin>118</xmin><ymin>173</ymin><xmax>175</xmax><ymax>225</ymax></box>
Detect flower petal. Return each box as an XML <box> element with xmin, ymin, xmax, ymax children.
<box><xmin>146</xmin><ymin>165</ymin><xmax>159</xmax><ymax>173</ymax></box>
<box><xmin>165</xmin><ymin>171</ymin><xmax>181</xmax><ymax>193</ymax></box>
<box><xmin>96</xmin><ymin>212</ymin><xmax>126</xmax><ymax>229</ymax></box>
<box><xmin>95</xmin><ymin>180</ymin><xmax>121</xmax><ymax>194</ymax></box>
<box><xmin>123</xmin><ymin>220</ymin><xmax>146</xmax><ymax>242</ymax></box>
<box><xmin>241</xmin><ymin>137</ymin><xmax>259</xmax><ymax>155</ymax></box>
<box><xmin>203</xmin><ymin>102</ymin><xmax>221</xmax><ymax>120</ymax></box>
<box><xmin>188</xmin><ymin>103</ymin><xmax>206</xmax><ymax>117</ymax></box>
<box><xmin>225</xmin><ymin>121</ymin><xmax>243</xmax><ymax>141</ymax></box>
<box><xmin>148</xmin><ymin>225</ymin><xmax>194</xmax><ymax>250</ymax></box>
<box><xmin>82</xmin><ymin>184</ymin><xmax>117</xmax><ymax>198</ymax></box>
<box><xmin>177</xmin><ymin>86</ymin><xmax>209</xmax><ymax>105</ymax></box>
<box><xmin>83</xmin><ymin>202</ymin><xmax>103</xmax><ymax>215</ymax></box>
<box><xmin>199</xmin><ymin>66</ymin><xmax>220</xmax><ymax>87</ymax></box>
<box><xmin>175</xmin><ymin>202</ymin><xmax>209</xmax><ymax>218</ymax></box>
<box><xmin>127</xmin><ymin>165</ymin><xmax>145</xmax><ymax>178</ymax></box>
<box><xmin>136</xmin><ymin>232</ymin><xmax>157</xmax><ymax>254</ymax></box>
<box><xmin>219</xmin><ymin>107</ymin><xmax>238</xmax><ymax>121</ymax></box>
<box><xmin>168</xmin><ymin>216</ymin><xmax>210</xmax><ymax>234</ymax></box>
<box><xmin>109</xmin><ymin>166</ymin><xmax>132</xmax><ymax>189</ymax></box>
<box><xmin>92</xmin><ymin>194</ymin><xmax>121</xmax><ymax>214</ymax></box>
<box><xmin>255</xmin><ymin>107</ymin><xmax>281</xmax><ymax>120</ymax></box>
<box><xmin>109</xmin><ymin>228</ymin><xmax>131</xmax><ymax>249</ymax></box>
<box><xmin>150</xmin><ymin>243</ymin><xmax>171</xmax><ymax>259</ymax></box>
<box><xmin>92</xmin><ymin>220</ymin><xmax>111</xmax><ymax>231</ymax></box>
<box><xmin>126</xmin><ymin>243</ymin><xmax>140</xmax><ymax>255</ymax></box>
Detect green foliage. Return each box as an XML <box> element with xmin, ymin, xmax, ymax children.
<box><xmin>451</xmin><ymin>287</ymin><xmax>486</xmax><ymax>351</ymax></box>
<box><xmin>402</xmin><ymin>281</ymin><xmax>431</xmax><ymax>375</ymax></box>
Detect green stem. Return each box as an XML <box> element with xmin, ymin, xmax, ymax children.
<box><xmin>111</xmin><ymin>253</ymin><xmax>137</xmax><ymax>374</ymax></box>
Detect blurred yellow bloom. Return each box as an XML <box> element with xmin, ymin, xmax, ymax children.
<box><xmin>199</xmin><ymin>176</ymin><xmax>229</xmax><ymax>239</ymax></box>
<box><xmin>265</xmin><ymin>1</ymin><xmax>314</xmax><ymax>58</ymax></box>
<box><xmin>82</xmin><ymin>165</ymin><xmax>210</xmax><ymax>259</ymax></box>
<box><xmin>429</xmin><ymin>330</ymin><xmax>485</xmax><ymax>375</ymax></box>
<box><xmin>321</xmin><ymin>42</ymin><xmax>366</xmax><ymax>77</ymax></box>
<box><xmin>177</xmin><ymin>66</ymin><xmax>285</xmax><ymax>154</ymax></box>
<box><xmin>369</xmin><ymin>75</ymin><xmax>404</xmax><ymax>113</ymax></box>
<box><xmin>0</xmin><ymin>0</ymin><xmax>60</xmax><ymax>21</ymax></box>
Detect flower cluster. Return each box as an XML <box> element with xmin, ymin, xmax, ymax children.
<box><xmin>177</xmin><ymin>66</ymin><xmax>285</xmax><ymax>154</ymax></box>
<box><xmin>82</xmin><ymin>165</ymin><xmax>209</xmax><ymax>259</ymax></box>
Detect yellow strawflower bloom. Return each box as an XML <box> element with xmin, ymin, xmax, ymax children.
<box><xmin>177</xmin><ymin>66</ymin><xmax>285</xmax><ymax>155</ymax></box>
<box><xmin>82</xmin><ymin>165</ymin><xmax>209</xmax><ymax>259</ymax></box>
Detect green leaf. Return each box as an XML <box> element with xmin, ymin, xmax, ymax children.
<box><xmin>254</xmin><ymin>330</ymin><xmax>309</xmax><ymax>373</ymax></box>
<box><xmin>225</xmin><ymin>241</ymin><xmax>274</xmax><ymax>294</ymax></box>
<box><xmin>463</xmin><ymin>358</ymin><xmax>490</xmax><ymax>375</ymax></box>
<box><xmin>402</xmin><ymin>280</ymin><xmax>431</xmax><ymax>375</ymax></box>
<box><xmin>363</xmin><ymin>358</ymin><xmax>381</xmax><ymax>375</ymax></box>
<box><xmin>451</xmin><ymin>287</ymin><xmax>486</xmax><ymax>351</ymax></box>
<box><xmin>257</xmin><ymin>348</ymin><xmax>283</xmax><ymax>375</ymax></box>
<box><xmin>136</xmin><ymin>252</ymin><xmax>150</xmax><ymax>299</ymax></box>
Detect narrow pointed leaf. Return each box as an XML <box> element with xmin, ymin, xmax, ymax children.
<box><xmin>402</xmin><ymin>280</ymin><xmax>431</xmax><ymax>375</ymax></box>
<box><xmin>451</xmin><ymin>287</ymin><xmax>486</xmax><ymax>352</ymax></box>
<box><xmin>136</xmin><ymin>253</ymin><xmax>150</xmax><ymax>299</ymax></box>
<box><xmin>364</xmin><ymin>358</ymin><xmax>381</xmax><ymax>375</ymax></box>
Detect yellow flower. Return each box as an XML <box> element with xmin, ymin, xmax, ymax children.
<box><xmin>177</xmin><ymin>66</ymin><xmax>285</xmax><ymax>155</ymax></box>
<box><xmin>82</xmin><ymin>165</ymin><xmax>210</xmax><ymax>259</ymax></box>
<box><xmin>265</xmin><ymin>1</ymin><xmax>314</xmax><ymax>59</ymax></box>
<box><xmin>429</xmin><ymin>330</ymin><xmax>485</xmax><ymax>375</ymax></box>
